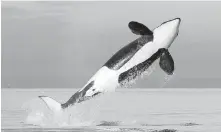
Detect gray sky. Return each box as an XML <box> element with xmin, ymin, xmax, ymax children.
<box><xmin>2</xmin><ymin>1</ymin><xmax>221</xmax><ymax>88</ymax></box>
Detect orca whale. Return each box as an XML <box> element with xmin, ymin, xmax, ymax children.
<box><xmin>39</xmin><ymin>18</ymin><xmax>181</xmax><ymax>114</ymax></box>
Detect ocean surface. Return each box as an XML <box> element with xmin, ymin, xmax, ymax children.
<box><xmin>1</xmin><ymin>88</ymin><xmax>221</xmax><ymax>132</ymax></box>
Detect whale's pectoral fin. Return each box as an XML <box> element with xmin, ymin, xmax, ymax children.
<box><xmin>38</xmin><ymin>96</ymin><xmax>62</xmax><ymax>114</ymax></box>
<box><xmin>128</xmin><ymin>21</ymin><xmax>153</xmax><ymax>36</ymax></box>
<box><xmin>159</xmin><ymin>49</ymin><xmax>175</xmax><ymax>75</ymax></box>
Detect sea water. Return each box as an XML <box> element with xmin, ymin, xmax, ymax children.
<box><xmin>2</xmin><ymin>88</ymin><xmax>221</xmax><ymax>132</ymax></box>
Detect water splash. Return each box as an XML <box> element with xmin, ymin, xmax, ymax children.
<box><xmin>22</xmin><ymin>93</ymin><xmax>122</xmax><ymax>127</ymax></box>
<box><xmin>22</xmin><ymin>95</ymin><xmax>106</xmax><ymax>127</ymax></box>
<box><xmin>160</xmin><ymin>72</ymin><xmax>176</xmax><ymax>88</ymax></box>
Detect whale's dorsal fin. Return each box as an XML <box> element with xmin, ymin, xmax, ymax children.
<box><xmin>128</xmin><ymin>21</ymin><xmax>153</xmax><ymax>36</ymax></box>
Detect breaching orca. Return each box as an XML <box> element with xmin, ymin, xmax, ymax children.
<box><xmin>39</xmin><ymin>18</ymin><xmax>181</xmax><ymax>114</ymax></box>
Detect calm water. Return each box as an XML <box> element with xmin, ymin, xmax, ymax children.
<box><xmin>2</xmin><ymin>88</ymin><xmax>221</xmax><ymax>132</ymax></box>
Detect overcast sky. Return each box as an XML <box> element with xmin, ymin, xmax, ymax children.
<box><xmin>2</xmin><ymin>1</ymin><xmax>221</xmax><ymax>88</ymax></box>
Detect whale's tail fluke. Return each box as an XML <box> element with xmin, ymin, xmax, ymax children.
<box><xmin>38</xmin><ymin>96</ymin><xmax>62</xmax><ymax>114</ymax></box>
